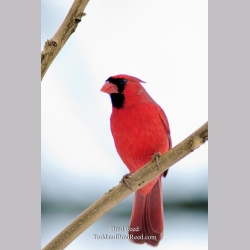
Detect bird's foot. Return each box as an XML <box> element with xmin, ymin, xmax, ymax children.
<box><xmin>120</xmin><ymin>173</ymin><xmax>132</xmax><ymax>191</ymax></box>
<box><xmin>153</xmin><ymin>152</ymin><xmax>162</xmax><ymax>172</ymax></box>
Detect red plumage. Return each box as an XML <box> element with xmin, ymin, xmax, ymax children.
<box><xmin>101</xmin><ymin>74</ymin><xmax>172</xmax><ymax>246</ymax></box>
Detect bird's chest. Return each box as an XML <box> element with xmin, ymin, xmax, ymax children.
<box><xmin>110</xmin><ymin>105</ymin><xmax>167</xmax><ymax>172</ymax></box>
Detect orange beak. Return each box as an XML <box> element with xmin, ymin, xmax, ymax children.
<box><xmin>100</xmin><ymin>81</ymin><xmax>119</xmax><ymax>94</ymax></box>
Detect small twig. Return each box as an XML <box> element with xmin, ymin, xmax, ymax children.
<box><xmin>42</xmin><ymin>122</ymin><xmax>208</xmax><ymax>250</ymax></box>
<box><xmin>41</xmin><ymin>0</ymin><xmax>90</xmax><ymax>80</ymax></box>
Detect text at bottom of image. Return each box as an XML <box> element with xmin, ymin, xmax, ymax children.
<box><xmin>93</xmin><ymin>225</ymin><xmax>156</xmax><ymax>240</ymax></box>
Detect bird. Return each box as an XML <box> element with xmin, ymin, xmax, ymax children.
<box><xmin>101</xmin><ymin>74</ymin><xmax>172</xmax><ymax>246</ymax></box>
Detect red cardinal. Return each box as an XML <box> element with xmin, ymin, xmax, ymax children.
<box><xmin>101</xmin><ymin>74</ymin><xmax>171</xmax><ymax>246</ymax></box>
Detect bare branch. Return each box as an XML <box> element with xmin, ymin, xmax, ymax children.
<box><xmin>42</xmin><ymin>121</ymin><xmax>208</xmax><ymax>250</ymax></box>
<box><xmin>41</xmin><ymin>0</ymin><xmax>90</xmax><ymax>80</ymax></box>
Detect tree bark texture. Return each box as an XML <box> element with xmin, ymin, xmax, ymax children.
<box><xmin>41</xmin><ymin>0</ymin><xmax>90</xmax><ymax>80</ymax></box>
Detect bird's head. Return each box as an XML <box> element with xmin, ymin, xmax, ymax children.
<box><xmin>101</xmin><ymin>74</ymin><xmax>148</xmax><ymax>109</ymax></box>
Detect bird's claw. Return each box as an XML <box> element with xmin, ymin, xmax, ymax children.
<box><xmin>120</xmin><ymin>173</ymin><xmax>132</xmax><ymax>191</ymax></box>
<box><xmin>153</xmin><ymin>152</ymin><xmax>162</xmax><ymax>172</ymax></box>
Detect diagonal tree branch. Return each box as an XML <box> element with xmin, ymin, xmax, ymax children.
<box><xmin>42</xmin><ymin>121</ymin><xmax>208</xmax><ymax>250</ymax></box>
<box><xmin>41</xmin><ymin>0</ymin><xmax>90</xmax><ymax>80</ymax></box>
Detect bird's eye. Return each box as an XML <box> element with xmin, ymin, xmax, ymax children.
<box><xmin>120</xmin><ymin>78</ymin><xmax>127</xmax><ymax>85</ymax></box>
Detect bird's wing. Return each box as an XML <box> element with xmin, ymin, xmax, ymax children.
<box><xmin>157</xmin><ymin>105</ymin><xmax>172</xmax><ymax>149</ymax></box>
<box><xmin>157</xmin><ymin>105</ymin><xmax>172</xmax><ymax>177</ymax></box>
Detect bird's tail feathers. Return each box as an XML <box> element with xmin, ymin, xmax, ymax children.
<box><xmin>129</xmin><ymin>178</ymin><xmax>164</xmax><ymax>246</ymax></box>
